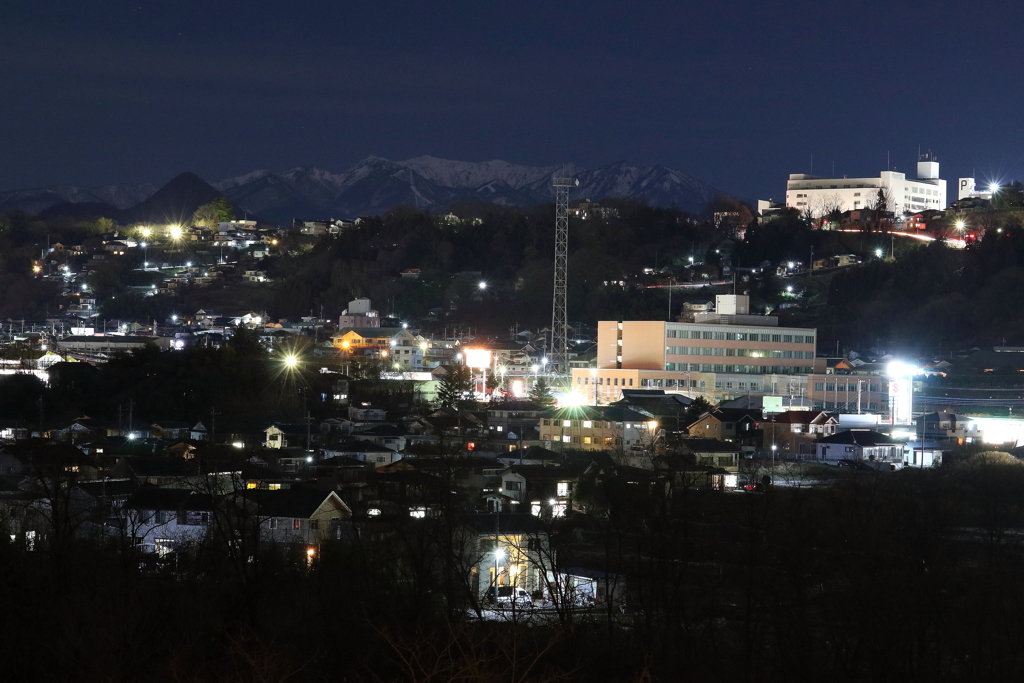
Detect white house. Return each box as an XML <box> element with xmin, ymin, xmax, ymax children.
<box><xmin>816</xmin><ymin>429</ymin><xmax>904</xmax><ymax>468</ymax></box>
<box><xmin>122</xmin><ymin>487</ymin><xmax>212</xmax><ymax>556</ymax></box>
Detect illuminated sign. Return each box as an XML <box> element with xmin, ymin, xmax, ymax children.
<box><xmin>888</xmin><ymin>377</ymin><xmax>912</xmax><ymax>425</ymax></box>
<box><xmin>463</xmin><ymin>349</ymin><xmax>492</xmax><ymax>369</ymax></box>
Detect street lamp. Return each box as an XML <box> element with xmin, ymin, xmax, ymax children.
<box><xmin>284</xmin><ymin>355</ymin><xmax>298</xmax><ymax>368</ymax></box>
<box><xmin>478</xmin><ymin>281</ymin><xmax>487</xmax><ymax>290</ymax></box>
<box><xmin>494</xmin><ymin>546</ymin><xmax>505</xmax><ymax>592</ymax></box>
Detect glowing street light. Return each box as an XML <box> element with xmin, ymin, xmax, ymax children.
<box><xmin>955</xmin><ymin>220</ymin><xmax>966</xmax><ymax>231</ymax></box>
<box><xmin>284</xmin><ymin>355</ymin><xmax>298</xmax><ymax>368</ymax></box>
<box><xmin>478</xmin><ymin>281</ymin><xmax>487</xmax><ymax>290</ymax></box>
<box><xmin>990</xmin><ymin>183</ymin><xmax>1000</xmax><ymax>193</ymax></box>
<box><xmin>140</xmin><ymin>227</ymin><xmax>152</xmax><ymax>238</ymax></box>
<box><xmin>168</xmin><ymin>225</ymin><xmax>183</xmax><ymax>240</ymax></box>
<box><xmin>875</xmin><ymin>248</ymin><xmax>883</xmax><ymax>258</ymax></box>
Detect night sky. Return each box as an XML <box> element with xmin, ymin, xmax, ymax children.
<box><xmin>3</xmin><ymin>0</ymin><xmax>1022</xmax><ymax>201</ymax></box>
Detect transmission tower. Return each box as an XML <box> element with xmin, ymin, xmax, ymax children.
<box><xmin>550</xmin><ymin>176</ymin><xmax>577</xmax><ymax>379</ymax></box>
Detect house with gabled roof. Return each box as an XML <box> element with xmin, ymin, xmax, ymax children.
<box><xmin>686</xmin><ymin>409</ymin><xmax>762</xmax><ymax>443</ymax></box>
<box><xmin>763</xmin><ymin>410</ymin><xmax>838</xmax><ymax>459</ymax></box>
<box><xmin>816</xmin><ymin>429</ymin><xmax>904</xmax><ymax>468</ymax></box>
<box><xmin>242</xmin><ymin>489</ymin><xmax>352</xmax><ymax>545</ymax></box>
<box><xmin>122</xmin><ymin>486</ymin><xmax>213</xmax><ymax>556</ymax></box>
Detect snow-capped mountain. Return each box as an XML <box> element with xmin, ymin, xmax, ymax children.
<box><xmin>1</xmin><ymin>157</ymin><xmax>724</xmax><ymax>223</ymax></box>
<box><xmin>0</xmin><ymin>182</ymin><xmax>157</xmax><ymax>216</ymax></box>
<box><xmin>214</xmin><ymin>156</ymin><xmax>722</xmax><ymax>223</ymax></box>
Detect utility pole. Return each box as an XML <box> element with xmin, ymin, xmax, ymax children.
<box><xmin>550</xmin><ymin>176</ymin><xmax>578</xmax><ymax>384</ymax></box>
<box><xmin>210</xmin><ymin>407</ymin><xmax>220</xmax><ymax>444</ymax></box>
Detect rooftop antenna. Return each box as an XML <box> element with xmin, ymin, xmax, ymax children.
<box><xmin>550</xmin><ymin>173</ymin><xmax>578</xmax><ymax>380</ymax></box>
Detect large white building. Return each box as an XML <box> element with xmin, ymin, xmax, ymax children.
<box><xmin>786</xmin><ymin>158</ymin><xmax>947</xmax><ymax>216</ymax></box>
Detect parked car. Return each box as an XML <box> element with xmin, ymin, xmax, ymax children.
<box><xmin>484</xmin><ymin>586</ymin><xmax>533</xmax><ymax>607</ymax></box>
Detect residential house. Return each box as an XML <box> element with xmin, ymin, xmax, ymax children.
<box><xmin>763</xmin><ymin>410</ymin><xmax>838</xmax><ymax>458</ymax></box>
<box><xmin>349</xmin><ymin>405</ymin><xmax>388</xmax><ymax>422</ymax></box>
<box><xmin>331</xmin><ymin>327</ymin><xmax>423</xmax><ymax>369</ymax></box>
<box><xmin>816</xmin><ymin>430</ymin><xmax>904</xmax><ymax>468</ymax></box>
<box><xmin>323</xmin><ymin>440</ymin><xmax>401</xmax><ymax>467</ymax></box>
<box><xmin>110</xmin><ymin>455</ymin><xmax>201</xmax><ymax>488</ymax></box>
<box><xmin>264</xmin><ymin>423</ymin><xmax>311</xmax><ymax>450</ymax></box>
<box><xmin>122</xmin><ymin>487</ymin><xmax>213</xmax><ymax>556</ymax></box>
<box><xmin>679</xmin><ymin>438</ymin><xmax>741</xmax><ymax>472</ymax></box>
<box><xmin>686</xmin><ymin>409</ymin><xmax>762</xmax><ymax>444</ymax></box>
<box><xmin>610</xmin><ymin>390</ymin><xmax>693</xmax><ymax>432</ymax></box>
<box><xmin>245</xmin><ymin>489</ymin><xmax>352</xmax><ymax>545</ymax></box>
<box><xmin>913</xmin><ymin>412</ymin><xmax>976</xmax><ymax>444</ymax></box>
<box><xmin>487</xmin><ymin>400</ymin><xmax>545</xmax><ymax>440</ymax></box>
<box><xmin>498</xmin><ymin>464</ymin><xmax>582</xmax><ymax>517</ymax></box>
<box><xmin>461</xmin><ymin>513</ymin><xmax>551</xmax><ymax>602</ymax></box>
<box><xmin>353</xmin><ymin>424</ymin><xmax>406</xmax><ymax>454</ymax></box>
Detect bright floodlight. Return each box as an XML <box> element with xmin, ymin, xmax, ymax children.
<box><xmin>787</xmin><ymin>261</ymin><xmax>794</xmax><ymax>269</ymax></box>
<box><xmin>888</xmin><ymin>361</ymin><xmax>919</xmax><ymax>378</ymax></box>
<box><xmin>284</xmin><ymin>355</ymin><xmax>298</xmax><ymax>367</ymax></box>
<box><xmin>495</xmin><ymin>548</ymin><xmax>505</xmax><ymax>561</ymax></box>
<box><xmin>956</xmin><ymin>220</ymin><xmax>965</xmax><ymax>230</ymax></box>
<box><xmin>478</xmin><ymin>281</ymin><xmax>487</xmax><ymax>290</ymax></box>
<box><xmin>185</xmin><ymin>261</ymin><xmax>192</xmax><ymax>267</ymax></box>
<box><xmin>786</xmin><ymin>285</ymin><xmax>793</xmax><ymax>293</ymax></box>
<box><xmin>141</xmin><ymin>227</ymin><xmax>151</xmax><ymax>237</ymax></box>
<box><xmin>990</xmin><ymin>183</ymin><xmax>999</xmax><ymax>193</ymax></box>
<box><xmin>169</xmin><ymin>225</ymin><xmax>183</xmax><ymax>240</ymax></box>
<box><xmin>875</xmin><ymin>248</ymin><xmax>882</xmax><ymax>257</ymax></box>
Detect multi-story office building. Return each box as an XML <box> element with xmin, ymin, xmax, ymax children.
<box><xmin>785</xmin><ymin>157</ymin><xmax>947</xmax><ymax>216</ymax></box>
<box><xmin>572</xmin><ymin>295</ymin><xmax>886</xmax><ymax>411</ymax></box>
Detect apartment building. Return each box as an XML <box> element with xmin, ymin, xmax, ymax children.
<box><xmin>538</xmin><ymin>406</ymin><xmax>657</xmax><ymax>452</ymax></box>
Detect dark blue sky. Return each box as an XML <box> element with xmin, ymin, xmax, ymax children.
<box><xmin>2</xmin><ymin>0</ymin><xmax>1022</xmax><ymax>201</ymax></box>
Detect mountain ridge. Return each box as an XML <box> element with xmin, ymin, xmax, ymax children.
<box><xmin>1</xmin><ymin>156</ymin><xmax>725</xmax><ymax>224</ymax></box>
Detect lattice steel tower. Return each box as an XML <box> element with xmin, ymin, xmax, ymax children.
<box><xmin>550</xmin><ymin>176</ymin><xmax>577</xmax><ymax>377</ymax></box>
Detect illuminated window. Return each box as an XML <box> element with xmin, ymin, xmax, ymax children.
<box><xmin>268</xmin><ymin>483</ymin><xmax>281</xmax><ymax>490</ymax></box>
<box><xmin>583</xmin><ymin>421</ymin><xmax>592</xmax><ymax>428</ymax></box>
<box><xmin>292</xmin><ymin>519</ymin><xmax>301</xmax><ymax>530</ymax></box>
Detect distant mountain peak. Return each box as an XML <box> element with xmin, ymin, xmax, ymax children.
<box><xmin>0</xmin><ymin>156</ymin><xmax>724</xmax><ymax>225</ymax></box>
